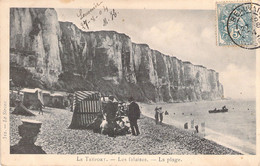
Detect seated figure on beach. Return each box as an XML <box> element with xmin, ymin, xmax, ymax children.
<box><xmin>10</xmin><ymin>119</ymin><xmax>46</xmax><ymax>154</ymax></box>
<box><xmin>100</xmin><ymin>116</ymin><xmax>130</xmax><ymax>136</ymax></box>
<box><xmin>88</xmin><ymin>112</ymin><xmax>103</xmax><ymax>133</ymax></box>
<box><xmin>114</xmin><ymin>117</ymin><xmax>130</xmax><ymax>135</ymax></box>
<box><xmin>116</xmin><ymin>103</ymin><xmax>125</xmax><ymax>117</ymax></box>
<box><xmin>100</xmin><ymin>119</ymin><xmax>109</xmax><ymax>135</ymax></box>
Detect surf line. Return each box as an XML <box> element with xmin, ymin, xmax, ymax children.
<box><xmin>140</xmin><ymin>105</ymin><xmax>252</xmax><ymax>155</ymax></box>
<box><xmin>204</xmin><ymin>128</ymin><xmax>253</xmax><ymax>155</ymax></box>
<box><xmin>77</xmin><ymin>1</ymin><xmax>103</xmax><ymax>20</ymax></box>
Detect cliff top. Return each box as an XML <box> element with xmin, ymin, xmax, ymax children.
<box><xmin>183</xmin><ymin>61</ymin><xmax>192</xmax><ymax>64</ymax></box>
<box><xmin>134</xmin><ymin>43</ymin><xmax>150</xmax><ymax>47</ymax></box>
<box><xmin>209</xmin><ymin>69</ymin><xmax>216</xmax><ymax>72</ymax></box>
<box><xmin>195</xmin><ymin>65</ymin><xmax>206</xmax><ymax>68</ymax></box>
<box><xmin>59</xmin><ymin>20</ymin><xmax>216</xmax><ymax>73</ymax></box>
<box><xmin>59</xmin><ymin>21</ymin><xmax>131</xmax><ymax>40</ymax></box>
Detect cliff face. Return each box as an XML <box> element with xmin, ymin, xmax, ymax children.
<box><xmin>10</xmin><ymin>8</ymin><xmax>62</xmax><ymax>87</ymax></box>
<box><xmin>10</xmin><ymin>8</ymin><xmax>224</xmax><ymax>102</ymax></box>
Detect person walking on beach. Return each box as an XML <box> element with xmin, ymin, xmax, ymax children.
<box><xmin>154</xmin><ymin>106</ymin><xmax>160</xmax><ymax>124</ymax></box>
<box><xmin>127</xmin><ymin>97</ymin><xmax>141</xmax><ymax>136</ymax></box>
<box><xmin>158</xmin><ymin>107</ymin><xmax>164</xmax><ymax>124</ymax></box>
<box><xmin>37</xmin><ymin>99</ymin><xmax>44</xmax><ymax>115</ymax></box>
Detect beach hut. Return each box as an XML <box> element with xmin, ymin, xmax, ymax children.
<box><xmin>42</xmin><ymin>90</ymin><xmax>51</xmax><ymax>106</ymax></box>
<box><xmin>50</xmin><ymin>92</ymin><xmax>65</xmax><ymax>108</ymax></box>
<box><xmin>10</xmin><ymin>90</ymin><xmax>24</xmax><ymax>107</ymax></box>
<box><xmin>42</xmin><ymin>90</ymin><xmax>70</xmax><ymax>108</ymax></box>
<box><xmin>20</xmin><ymin>88</ymin><xmax>44</xmax><ymax>109</ymax></box>
<box><xmin>69</xmin><ymin>91</ymin><xmax>102</xmax><ymax>129</ymax></box>
<box><xmin>12</xmin><ymin>99</ymin><xmax>35</xmax><ymax>116</ymax></box>
<box><xmin>63</xmin><ymin>92</ymin><xmax>73</xmax><ymax>108</ymax></box>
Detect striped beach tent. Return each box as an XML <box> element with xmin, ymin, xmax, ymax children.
<box><xmin>69</xmin><ymin>91</ymin><xmax>102</xmax><ymax>129</ymax></box>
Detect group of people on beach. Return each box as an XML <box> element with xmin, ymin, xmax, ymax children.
<box><xmin>154</xmin><ymin>106</ymin><xmax>163</xmax><ymax>124</ymax></box>
<box><xmin>98</xmin><ymin>96</ymin><xmax>141</xmax><ymax>137</ymax></box>
<box><xmin>101</xmin><ymin>96</ymin><xmax>171</xmax><ymax>137</ymax></box>
<box><xmin>154</xmin><ymin>106</ymin><xmax>168</xmax><ymax>124</ymax></box>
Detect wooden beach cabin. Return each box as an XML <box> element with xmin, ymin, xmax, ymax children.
<box><xmin>50</xmin><ymin>92</ymin><xmax>65</xmax><ymax>108</ymax></box>
<box><xmin>42</xmin><ymin>90</ymin><xmax>70</xmax><ymax>108</ymax></box>
<box><xmin>42</xmin><ymin>90</ymin><xmax>51</xmax><ymax>106</ymax></box>
<box><xmin>20</xmin><ymin>88</ymin><xmax>44</xmax><ymax>109</ymax></box>
<box><xmin>10</xmin><ymin>90</ymin><xmax>24</xmax><ymax>106</ymax></box>
<box><xmin>69</xmin><ymin>91</ymin><xmax>102</xmax><ymax>129</ymax></box>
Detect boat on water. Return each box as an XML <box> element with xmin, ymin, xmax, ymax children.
<box><xmin>208</xmin><ymin>108</ymin><xmax>228</xmax><ymax>113</ymax></box>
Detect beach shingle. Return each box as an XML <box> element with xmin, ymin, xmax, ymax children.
<box><xmin>10</xmin><ymin>107</ymin><xmax>241</xmax><ymax>155</ymax></box>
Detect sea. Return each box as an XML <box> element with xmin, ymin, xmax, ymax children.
<box><xmin>140</xmin><ymin>99</ymin><xmax>256</xmax><ymax>154</ymax></box>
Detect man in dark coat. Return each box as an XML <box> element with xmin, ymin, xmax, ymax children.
<box><xmin>104</xmin><ymin>96</ymin><xmax>117</xmax><ymax>122</ymax></box>
<box><xmin>103</xmin><ymin>95</ymin><xmax>118</xmax><ymax>137</ymax></box>
<box><xmin>154</xmin><ymin>106</ymin><xmax>159</xmax><ymax>124</ymax></box>
<box><xmin>127</xmin><ymin>97</ymin><xmax>141</xmax><ymax>136</ymax></box>
<box><xmin>10</xmin><ymin>119</ymin><xmax>46</xmax><ymax>154</ymax></box>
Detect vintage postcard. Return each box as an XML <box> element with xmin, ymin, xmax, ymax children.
<box><xmin>1</xmin><ymin>0</ymin><xmax>259</xmax><ymax>165</ymax></box>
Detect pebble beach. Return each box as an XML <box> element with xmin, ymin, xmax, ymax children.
<box><xmin>10</xmin><ymin>106</ymin><xmax>241</xmax><ymax>155</ymax></box>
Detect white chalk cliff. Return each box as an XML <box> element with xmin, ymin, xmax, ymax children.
<box><xmin>10</xmin><ymin>8</ymin><xmax>223</xmax><ymax>102</ymax></box>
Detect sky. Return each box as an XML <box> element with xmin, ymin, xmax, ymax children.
<box><xmin>55</xmin><ymin>8</ymin><xmax>256</xmax><ymax>100</ymax></box>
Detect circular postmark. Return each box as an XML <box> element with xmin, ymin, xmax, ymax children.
<box><xmin>227</xmin><ymin>2</ymin><xmax>260</xmax><ymax>49</ymax></box>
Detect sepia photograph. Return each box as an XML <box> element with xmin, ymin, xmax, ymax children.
<box><xmin>1</xmin><ymin>0</ymin><xmax>259</xmax><ymax>165</ymax></box>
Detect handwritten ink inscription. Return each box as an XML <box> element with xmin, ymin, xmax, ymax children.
<box><xmin>77</xmin><ymin>2</ymin><xmax>103</xmax><ymax>20</ymax></box>
<box><xmin>77</xmin><ymin>2</ymin><xmax>119</xmax><ymax>30</ymax></box>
